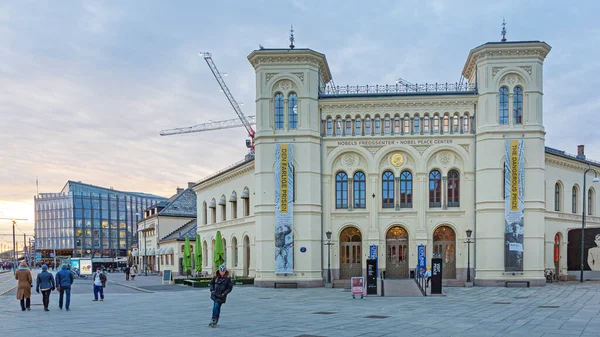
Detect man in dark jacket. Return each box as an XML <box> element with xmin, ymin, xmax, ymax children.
<box><xmin>36</xmin><ymin>264</ymin><xmax>55</xmax><ymax>311</ymax></box>
<box><xmin>55</xmin><ymin>264</ymin><xmax>74</xmax><ymax>311</ymax></box>
<box><xmin>208</xmin><ymin>264</ymin><xmax>233</xmax><ymax>327</ymax></box>
<box><xmin>124</xmin><ymin>266</ymin><xmax>131</xmax><ymax>281</ymax></box>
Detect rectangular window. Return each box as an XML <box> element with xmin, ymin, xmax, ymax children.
<box><xmin>384</xmin><ymin>118</ymin><xmax>391</xmax><ymax>135</ymax></box>
<box><xmin>326</xmin><ymin>119</ymin><xmax>333</xmax><ymax>135</ymax></box>
<box><xmin>443</xmin><ymin>117</ymin><xmax>449</xmax><ymax>133</ymax></box>
<box><xmin>345</xmin><ymin>119</ymin><xmax>352</xmax><ymax>136</ymax></box>
<box><xmin>424</xmin><ymin>118</ymin><xmax>430</xmax><ymax>134</ymax></box>
<box><xmin>433</xmin><ymin>118</ymin><xmax>439</xmax><ymax>133</ymax></box>
<box><xmin>374</xmin><ymin>118</ymin><xmax>381</xmax><ymax>135</ymax></box>
<box><xmin>403</xmin><ymin>119</ymin><xmax>409</xmax><ymax>134</ymax></box>
<box><xmin>355</xmin><ymin>118</ymin><xmax>362</xmax><ymax>136</ymax></box>
<box><xmin>413</xmin><ymin>118</ymin><xmax>419</xmax><ymax>134</ymax></box>
<box><xmin>231</xmin><ymin>201</ymin><xmax>237</xmax><ymax>219</ymax></box>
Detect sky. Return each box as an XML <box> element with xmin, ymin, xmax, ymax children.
<box><xmin>1</xmin><ymin>0</ymin><xmax>599</xmax><ymax>245</ymax></box>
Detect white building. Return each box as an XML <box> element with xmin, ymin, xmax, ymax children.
<box><xmin>193</xmin><ymin>39</ymin><xmax>600</xmax><ymax>287</ymax></box>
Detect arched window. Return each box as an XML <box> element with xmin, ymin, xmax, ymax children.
<box><xmin>400</xmin><ymin>171</ymin><xmax>413</xmax><ymax>208</ymax></box>
<box><xmin>355</xmin><ymin>117</ymin><xmax>362</xmax><ymax>136</ymax></box>
<box><xmin>335</xmin><ymin>117</ymin><xmax>342</xmax><ymax>136</ymax></box>
<box><xmin>433</xmin><ymin>116</ymin><xmax>440</xmax><ymax>133</ymax></box>
<box><xmin>447</xmin><ymin>170</ymin><xmax>460</xmax><ymax>207</ymax></box>
<box><xmin>345</xmin><ymin>117</ymin><xmax>352</xmax><ymax>135</ymax></box>
<box><xmin>394</xmin><ymin>117</ymin><xmax>400</xmax><ymax>134</ymax></box>
<box><xmin>275</xmin><ymin>93</ymin><xmax>284</xmax><ymax>129</ymax></box>
<box><xmin>335</xmin><ymin>172</ymin><xmax>348</xmax><ymax>209</ymax></box>
<box><xmin>326</xmin><ymin>118</ymin><xmax>333</xmax><ymax>135</ymax></box>
<box><xmin>232</xmin><ymin>237</ymin><xmax>238</xmax><ymax>267</ymax></box>
<box><xmin>463</xmin><ymin>114</ymin><xmax>469</xmax><ymax>133</ymax></box>
<box><xmin>423</xmin><ymin>116</ymin><xmax>430</xmax><ymax>134</ymax></box>
<box><xmin>288</xmin><ymin>93</ymin><xmax>298</xmax><ymax>129</ymax></box>
<box><xmin>429</xmin><ymin>170</ymin><xmax>441</xmax><ymax>207</ymax></box>
<box><xmin>374</xmin><ymin>117</ymin><xmax>381</xmax><ymax>135</ymax></box>
<box><xmin>589</xmin><ymin>188</ymin><xmax>595</xmax><ymax>215</ymax></box>
<box><xmin>499</xmin><ymin>87</ymin><xmax>509</xmax><ymax>125</ymax></box>
<box><xmin>382</xmin><ymin>171</ymin><xmax>394</xmax><ymax>209</ymax></box>
<box><xmin>452</xmin><ymin>115</ymin><xmax>459</xmax><ymax>133</ymax></box>
<box><xmin>202</xmin><ymin>201</ymin><xmax>207</xmax><ymax>225</ymax></box>
<box><xmin>365</xmin><ymin>117</ymin><xmax>372</xmax><ymax>135</ymax></box>
<box><xmin>242</xmin><ymin>188</ymin><xmax>250</xmax><ymax>216</ymax></box>
<box><xmin>353</xmin><ymin>171</ymin><xmax>366</xmax><ymax>209</ymax></box>
<box><xmin>413</xmin><ymin>116</ymin><xmax>420</xmax><ymax>134</ymax></box>
<box><xmin>384</xmin><ymin>116</ymin><xmax>391</xmax><ymax>135</ymax></box>
<box><xmin>554</xmin><ymin>183</ymin><xmax>561</xmax><ymax>212</ymax></box>
<box><xmin>572</xmin><ymin>186</ymin><xmax>578</xmax><ymax>214</ymax></box>
<box><xmin>403</xmin><ymin>117</ymin><xmax>410</xmax><ymax>134</ymax></box>
<box><xmin>443</xmin><ymin>115</ymin><xmax>449</xmax><ymax>133</ymax></box>
<box><xmin>513</xmin><ymin>86</ymin><xmax>523</xmax><ymax>125</ymax></box>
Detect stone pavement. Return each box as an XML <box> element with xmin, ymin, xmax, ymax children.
<box><xmin>2</xmin><ymin>277</ymin><xmax>600</xmax><ymax>336</ymax></box>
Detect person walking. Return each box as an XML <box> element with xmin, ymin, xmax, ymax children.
<box><xmin>36</xmin><ymin>264</ymin><xmax>55</xmax><ymax>311</ymax></box>
<box><xmin>423</xmin><ymin>267</ymin><xmax>432</xmax><ymax>288</ymax></box>
<box><xmin>15</xmin><ymin>262</ymin><xmax>33</xmax><ymax>311</ymax></box>
<box><xmin>208</xmin><ymin>264</ymin><xmax>233</xmax><ymax>328</ymax></box>
<box><xmin>124</xmin><ymin>265</ymin><xmax>131</xmax><ymax>281</ymax></box>
<box><xmin>56</xmin><ymin>264</ymin><xmax>74</xmax><ymax>311</ymax></box>
<box><xmin>130</xmin><ymin>265</ymin><xmax>137</xmax><ymax>281</ymax></box>
<box><xmin>92</xmin><ymin>268</ymin><xmax>107</xmax><ymax>301</ymax></box>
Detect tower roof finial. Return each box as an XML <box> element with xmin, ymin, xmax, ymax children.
<box><xmin>289</xmin><ymin>25</ymin><xmax>295</xmax><ymax>49</ymax></box>
<box><xmin>501</xmin><ymin>17</ymin><xmax>507</xmax><ymax>42</ymax></box>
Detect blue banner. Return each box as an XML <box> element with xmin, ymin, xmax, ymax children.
<box><xmin>418</xmin><ymin>245</ymin><xmax>426</xmax><ymax>278</ymax></box>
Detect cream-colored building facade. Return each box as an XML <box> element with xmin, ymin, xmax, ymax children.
<box><xmin>194</xmin><ymin>39</ymin><xmax>600</xmax><ymax>287</ymax></box>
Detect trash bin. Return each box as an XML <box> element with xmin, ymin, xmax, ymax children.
<box><xmin>410</xmin><ymin>270</ymin><xmax>415</xmax><ymax>279</ymax></box>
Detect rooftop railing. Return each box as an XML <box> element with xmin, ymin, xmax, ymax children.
<box><xmin>320</xmin><ymin>82</ymin><xmax>476</xmax><ymax>96</ymax></box>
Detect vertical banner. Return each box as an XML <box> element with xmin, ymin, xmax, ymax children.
<box><xmin>504</xmin><ymin>139</ymin><xmax>525</xmax><ymax>272</ymax></box>
<box><xmin>275</xmin><ymin>144</ymin><xmax>294</xmax><ymax>274</ymax></box>
<box><xmin>418</xmin><ymin>245</ymin><xmax>426</xmax><ymax>278</ymax></box>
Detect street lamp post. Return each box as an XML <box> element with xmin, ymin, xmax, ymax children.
<box><xmin>580</xmin><ymin>168</ymin><xmax>599</xmax><ymax>283</ymax></box>
<box><xmin>324</xmin><ymin>231</ymin><xmax>334</xmax><ymax>285</ymax></box>
<box><xmin>465</xmin><ymin>229</ymin><xmax>473</xmax><ymax>283</ymax></box>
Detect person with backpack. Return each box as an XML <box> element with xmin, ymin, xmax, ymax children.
<box><xmin>56</xmin><ymin>264</ymin><xmax>74</xmax><ymax>311</ymax></box>
<box><xmin>124</xmin><ymin>265</ymin><xmax>131</xmax><ymax>281</ymax></box>
<box><xmin>208</xmin><ymin>264</ymin><xmax>233</xmax><ymax>328</ymax></box>
<box><xmin>130</xmin><ymin>265</ymin><xmax>137</xmax><ymax>280</ymax></box>
<box><xmin>36</xmin><ymin>264</ymin><xmax>55</xmax><ymax>311</ymax></box>
<box><xmin>92</xmin><ymin>268</ymin><xmax>107</xmax><ymax>301</ymax></box>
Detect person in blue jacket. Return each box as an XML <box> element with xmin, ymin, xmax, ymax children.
<box><xmin>36</xmin><ymin>264</ymin><xmax>55</xmax><ymax>311</ymax></box>
<box><xmin>55</xmin><ymin>264</ymin><xmax>74</xmax><ymax>311</ymax></box>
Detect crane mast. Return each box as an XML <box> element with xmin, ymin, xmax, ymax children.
<box><xmin>160</xmin><ymin>115</ymin><xmax>256</xmax><ymax>136</ymax></box>
<box><xmin>201</xmin><ymin>52</ymin><xmax>256</xmax><ymax>148</ymax></box>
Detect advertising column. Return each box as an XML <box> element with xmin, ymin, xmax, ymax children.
<box><xmin>504</xmin><ymin>140</ymin><xmax>525</xmax><ymax>272</ymax></box>
<box><xmin>275</xmin><ymin>144</ymin><xmax>294</xmax><ymax>274</ymax></box>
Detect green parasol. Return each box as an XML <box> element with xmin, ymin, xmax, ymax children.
<box><xmin>213</xmin><ymin>231</ymin><xmax>225</xmax><ymax>271</ymax></box>
<box><xmin>183</xmin><ymin>236</ymin><xmax>192</xmax><ymax>276</ymax></box>
<box><xmin>194</xmin><ymin>234</ymin><xmax>202</xmax><ymax>274</ymax></box>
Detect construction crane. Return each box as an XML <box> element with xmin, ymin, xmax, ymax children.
<box><xmin>0</xmin><ymin>217</ymin><xmax>28</xmax><ymax>265</ymax></box>
<box><xmin>160</xmin><ymin>52</ymin><xmax>257</xmax><ymax>155</ymax></box>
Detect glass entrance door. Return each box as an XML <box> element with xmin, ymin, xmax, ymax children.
<box><xmin>339</xmin><ymin>227</ymin><xmax>362</xmax><ymax>279</ymax></box>
<box><xmin>386</xmin><ymin>226</ymin><xmax>409</xmax><ymax>278</ymax></box>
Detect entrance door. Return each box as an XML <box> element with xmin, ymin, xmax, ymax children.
<box><xmin>340</xmin><ymin>227</ymin><xmax>362</xmax><ymax>279</ymax></box>
<box><xmin>433</xmin><ymin>225</ymin><xmax>456</xmax><ymax>279</ymax></box>
<box><xmin>386</xmin><ymin>226</ymin><xmax>409</xmax><ymax>278</ymax></box>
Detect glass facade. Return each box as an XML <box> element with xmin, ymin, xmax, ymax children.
<box><xmin>34</xmin><ymin>182</ymin><xmax>166</xmax><ymax>259</ymax></box>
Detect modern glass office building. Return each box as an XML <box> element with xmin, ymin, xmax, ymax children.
<box><xmin>34</xmin><ymin>181</ymin><xmax>166</xmax><ymax>260</ymax></box>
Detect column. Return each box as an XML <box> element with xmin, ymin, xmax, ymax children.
<box><xmin>395</xmin><ymin>177</ymin><xmax>401</xmax><ymax>211</ymax></box>
<box><xmin>442</xmin><ymin>176</ymin><xmax>448</xmax><ymax>210</ymax></box>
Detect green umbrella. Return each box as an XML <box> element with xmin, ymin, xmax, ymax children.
<box><xmin>183</xmin><ymin>237</ymin><xmax>192</xmax><ymax>276</ymax></box>
<box><xmin>194</xmin><ymin>234</ymin><xmax>202</xmax><ymax>274</ymax></box>
<box><xmin>214</xmin><ymin>231</ymin><xmax>225</xmax><ymax>271</ymax></box>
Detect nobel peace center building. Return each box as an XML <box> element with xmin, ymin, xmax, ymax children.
<box><xmin>193</xmin><ymin>39</ymin><xmax>600</xmax><ymax>287</ymax></box>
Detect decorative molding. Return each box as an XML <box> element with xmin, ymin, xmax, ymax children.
<box><xmin>460</xmin><ymin>144</ymin><xmax>470</xmax><ymax>153</ymax></box>
<box><xmin>327</xmin><ymin>147</ymin><xmax>336</xmax><ymax>156</ymax></box>
<box><xmin>343</xmin><ymin>153</ymin><xmax>359</xmax><ymax>168</ymax></box>
<box><xmin>412</xmin><ymin>145</ymin><xmax>430</xmax><ymax>155</ymax></box>
<box><xmin>278</xmin><ymin>80</ymin><xmax>294</xmax><ymax>92</ymax></box>
<box><xmin>438</xmin><ymin>151</ymin><xmax>454</xmax><ymax>167</ymax></box>
<box><xmin>502</xmin><ymin>74</ymin><xmax>519</xmax><ymax>86</ymax></box>
<box><xmin>492</xmin><ymin>66</ymin><xmax>505</xmax><ymax>76</ymax></box>
<box><xmin>519</xmin><ymin>66</ymin><xmax>532</xmax><ymax>75</ymax></box>
<box><xmin>319</xmin><ymin>100</ymin><xmax>476</xmax><ymax>111</ymax></box>
<box><xmin>463</xmin><ymin>45</ymin><xmax>550</xmax><ymax>79</ymax></box>
<box><xmin>291</xmin><ymin>72</ymin><xmax>304</xmax><ymax>83</ymax></box>
<box><xmin>545</xmin><ymin>157</ymin><xmax>591</xmax><ymax>173</ymax></box>
<box><xmin>249</xmin><ymin>55</ymin><xmax>331</xmax><ymax>83</ymax></box>
<box><xmin>265</xmin><ymin>72</ymin><xmax>278</xmax><ymax>82</ymax></box>
<box><xmin>197</xmin><ymin>163</ymin><xmax>255</xmax><ymax>191</ymax></box>
<box><xmin>364</xmin><ymin>146</ymin><xmax>383</xmax><ymax>156</ymax></box>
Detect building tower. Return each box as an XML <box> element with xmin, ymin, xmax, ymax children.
<box><xmin>247</xmin><ymin>48</ymin><xmax>332</xmax><ymax>287</ymax></box>
<box><xmin>463</xmin><ymin>41</ymin><xmax>551</xmax><ymax>285</ymax></box>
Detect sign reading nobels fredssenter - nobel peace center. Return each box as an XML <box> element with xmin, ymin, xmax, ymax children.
<box><xmin>505</xmin><ymin>139</ymin><xmax>525</xmax><ymax>272</ymax></box>
<box><xmin>275</xmin><ymin>144</ymin><xmax>294</xmax><ymax>274</ymax></box>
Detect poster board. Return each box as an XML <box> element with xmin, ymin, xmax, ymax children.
<box><xmin>162</xmin><ymin>270</ymin><xmax>172</xmax><ymax>284</ymax></box>
<box><xmin>351</xmin><ymin>277</ymin><xmax>364</xmax><ymax>299</ymax></box>
<box><xmin>79</xmin><ymin>259</ymin><xmax>93</xmax><ymax>275</ymax></box>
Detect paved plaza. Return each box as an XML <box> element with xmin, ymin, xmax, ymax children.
<box><xmin>2</xmin><ymin>271</ymin><xmax>600</xmax><ymax>336</ymax></box>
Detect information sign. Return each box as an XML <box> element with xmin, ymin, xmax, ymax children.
<box><xmin>351</xmin><ymin>277</ymin><xmax>364</xmax><ymax>299</ymax></box>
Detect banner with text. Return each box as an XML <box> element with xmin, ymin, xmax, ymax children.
<box><xmin>504</xmin><ymin>139</ymin><xmax>525</xmax><ymax>272</ymax></box>
<box><xmin>275</xmin><ymin>144</ymin><xmax>294</xmax><ymax>274</ymax></box>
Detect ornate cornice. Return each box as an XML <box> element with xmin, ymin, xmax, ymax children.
<box><xmin>319</xmin><ymin>99</ymin><xmax>476</xmax><ymax>111</ymax></box>
<box><xmin>247</xmin><ymin>49</ymin><xmax>332</xmax><ymax>84</ymax></box>
<box><xmin>545</xmin><ymin>156</ymin><xmax>589</xmax><ymax>173</ymax></box>
<box><xmin>197</xmin><ymin>162</ymin><xmax>255</xmax><ymax>191</ymax></box>
<box><xmin>462</xmin><ymin>42</ymin><xmax>551</xmax><ymax>79</ymax></box>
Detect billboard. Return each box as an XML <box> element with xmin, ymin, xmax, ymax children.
<box><xmin>274</xmin><ymin>143</ymin><xmax>294</xmax><ymax>274</ymax></box>
<box><xmin>70</xmin><ymin>259</ymin><xmax>80</xmax><ymax>271</ymax></box>
<box><xmin>568</xmin><ymin>228</ymin><xmax>600</xmax><ymax>271</ymax></box>
<box><xmin>504</xmin><ymin>139</ymin><xmax>525</xmax><ymax>272</ymax></box>
<box><xmin>79</xmin><ymin>259</ymin><xmax>93</xmax><ymax>275</ymax></box>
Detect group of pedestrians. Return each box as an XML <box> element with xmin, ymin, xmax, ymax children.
<box><xmin>14</xmin><ymin>262</ymin><xmax>111</xmax><ymax>311</ymax></box>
